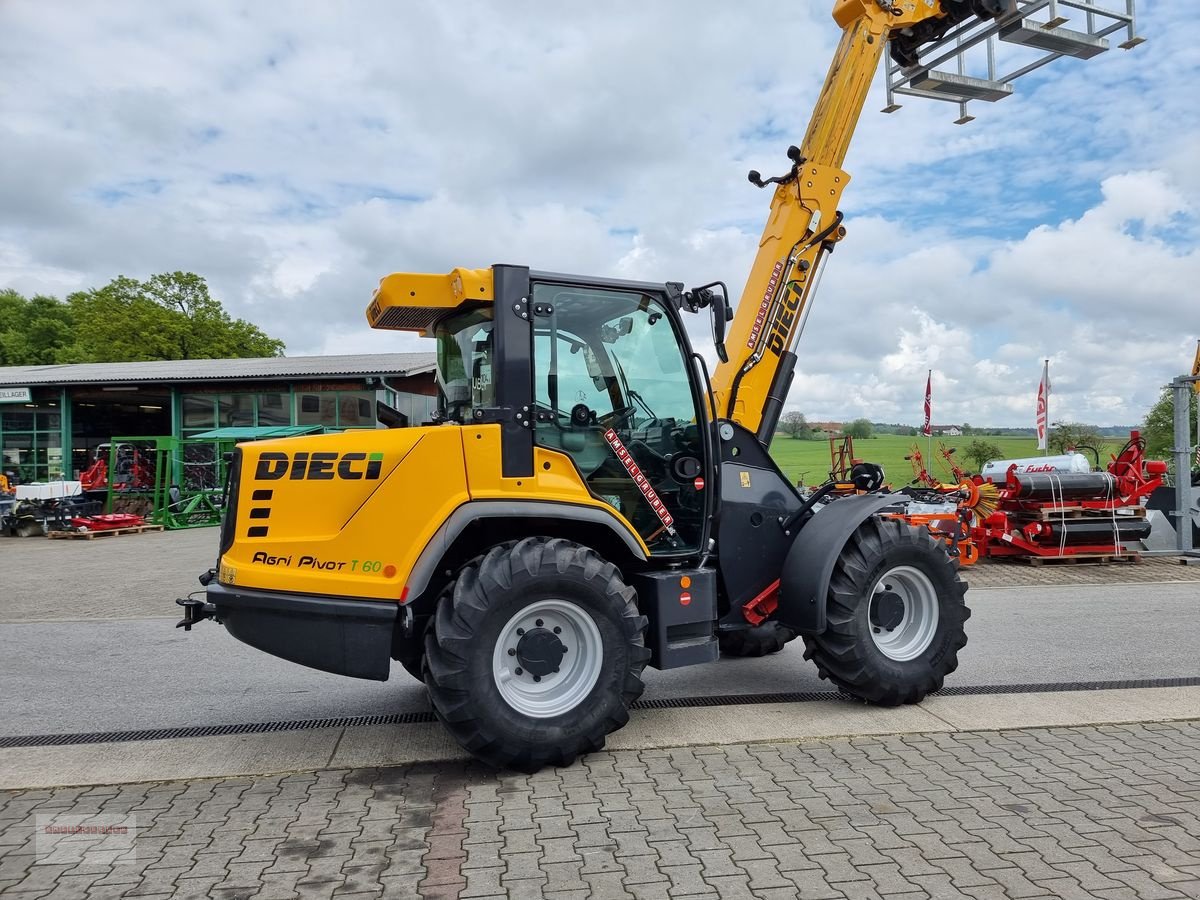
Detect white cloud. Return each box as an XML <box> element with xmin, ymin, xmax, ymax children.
<box><xmin>0</xmin><ymin>0</ymin><xmax>1195</xmax><ymax>427</ymax></box>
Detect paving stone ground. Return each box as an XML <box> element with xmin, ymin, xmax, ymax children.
<box><xmin>962</xmin><ymin>556</ymin><xmax>1199</xmax><ymax>590</ymax></box>
<box><xmin>2</xmin><ymin>721</ymin><xmax>1199</xmax><ymax>899</ymax></box>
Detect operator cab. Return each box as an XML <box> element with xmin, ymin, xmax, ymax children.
<box><xmin>433</xmin><ymin>275</ymin><xmax>714</xmax><ymax>556</ymax></box>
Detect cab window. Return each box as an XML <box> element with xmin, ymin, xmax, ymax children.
<box><xmin>531</xmin><ymin>284</ymin><xmax>705</xmax><ymax>554</ymax></box>
<box><xmin>434</xmin><ymin>307</ymin><xmax>494</xmax><ymax>422</ymax></box>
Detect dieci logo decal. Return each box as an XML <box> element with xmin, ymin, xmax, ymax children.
<box><xmin>602</xmin><ymin>429</ymin><xmax>675</xmax><ymax>532</ymax></box>
<box><xmin>254</xmin><ymin>451</ymin><xmax>384</xmax><ymax>481</ymax></box>
<box><xmin>766</xmin><ymin>280</ymin><xmax>805</xmax><ymax>357</ymax></box>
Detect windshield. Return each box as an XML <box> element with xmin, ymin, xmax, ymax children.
<box><xmin>434</xmin><ymin>307</ymin><xmax>494</xmax><ymax>422</ymax></box>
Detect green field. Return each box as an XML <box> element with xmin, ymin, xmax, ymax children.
<box><xmin>768</xmin><ymin>434</ymin><xmax>1125</xmax><ymax>488</ymax></box>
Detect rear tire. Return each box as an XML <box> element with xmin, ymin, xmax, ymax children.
<box><xmin>718</xmin><ymin>621</ymin><xmax>797</xmax><ymax>657</ymax></box>
<box><xmin>424</xmin><ymin>537</ymin><xmax>649</xmax><ymax>772</ymax></box>
<box><xmin>802</xmin><ymin>517</ymin><xmax>969</xmax><ymax>706</ymax></box>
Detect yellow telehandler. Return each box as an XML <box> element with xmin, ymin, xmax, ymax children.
<box><xmin>180</xmin><ymin>0</ymin><xmax>1124</xmax><ymax>770</ymax></box>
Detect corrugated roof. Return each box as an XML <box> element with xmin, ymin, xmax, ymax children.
<box><xmin>0</xmin><ymin>353</ymin><xmax>437</xmax><ymax>387</ymax></box>
<box><xmin>187</xmin><ymin>425</ymin><xmax>328</xmax><ymax>440</ymax></box>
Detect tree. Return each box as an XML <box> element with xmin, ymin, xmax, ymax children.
<box><xmin>0</xmin><ymin>275</ymin><xmax>285</xmax><ymax>365</ymax></box>
<box><xmin>963</xmin><ymin>439</ymin><xmax>1002</xmax><ymax>472</ymax></box>
<box><xmin>1048</xmin><ymin>421</ymin><xmax>1103</xmax><ymax>456</ymax></box>
<box><xmin>0</xmin><ymin>289</ymin><xmax>76</xmax><ymax>365</ymax></box>
<box><xmin>846</xmin><ymin>418</ymin><xmax>873</xmax><ymax>440</ymax></box>
<box><xmin>780</xmin><ymin>410</ymin><xmax>808</xmax><ymax>439</ymax></box>
<box><xmin>68</xmin><ymin>272</ymin><xmax>284</xmax><ymax>362</ymax></box>
<box><xmin>1143</xmin><ymin>386</ymin><xmax>1198</xmax><ymax>466</ymax></box>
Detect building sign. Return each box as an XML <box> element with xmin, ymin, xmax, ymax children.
<box><xmin>0</xmin><ymin>387</ymin><xmax>32</xmax><ymax>403</ymax></box>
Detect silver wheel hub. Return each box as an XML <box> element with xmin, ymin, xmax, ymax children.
<box><xmin>869</xmin><ymin>565</ymin><xmax>939</xmax><ymax>662</ymax></box>
<box><xmin>492</xmin><ymin>599</ymin><xmax>603</xmax><ymax>718</ymax></box>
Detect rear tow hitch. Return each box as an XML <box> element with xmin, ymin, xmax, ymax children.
<box><xmin>175</xmin><ymin>597</ymin><xmax>217</xmax><ymax>631</ymax></box>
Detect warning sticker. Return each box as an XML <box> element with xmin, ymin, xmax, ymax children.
<box><xmin>603</xmin><ymin>429</ymin><xmax>675</xmax><ymax>531</ymax></box>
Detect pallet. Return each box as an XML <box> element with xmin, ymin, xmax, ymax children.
<box><xmin>46</xmin><ymin>524</ymin><xmax>165</xmax><ymax>540</ymax></box>
<box><xmin>1024</xmin><ymin>551</ymin><xmax>1143</xmax><ymax>566</ymax></box>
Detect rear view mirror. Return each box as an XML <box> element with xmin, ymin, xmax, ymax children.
<box><xmin>601</xmin><ymin>317</ymin><xmax>634</xmax><ymax>344</ymax></box>
<box><xmin>710</xmin><ymin>291</ymin><xmax>732</xmax><ymax>364</ymax></box>
<box><xmin>685</xmin><ymin>281</ymin><xmax>733</xmax><ymax>364</ymax></box>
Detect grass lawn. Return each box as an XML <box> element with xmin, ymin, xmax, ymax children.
<box><xmin>768</xmin><ymin>433</ymin><xmax>1125</xmax><ymax>488</ymax></box>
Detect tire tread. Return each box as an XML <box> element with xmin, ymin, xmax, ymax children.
<box><xmin>802</xmin><ymin>517</ymin><xmax>970</xmax><ymax>706</ymax></box>
<box><xmin>424</xmin><ymin>538</ymin><xmax>647</xmax><ymax>772</ymax></box>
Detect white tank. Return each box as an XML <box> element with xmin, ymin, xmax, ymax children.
<box><xmin>980</xmin><ymin>452</ymin><xmax>1091</xmax><ymax>482</ymax></box>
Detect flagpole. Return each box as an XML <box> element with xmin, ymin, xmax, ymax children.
<box><xmin>1043</xmin><ymin>358</ymin><xmax>1049</xmax><ymax>457</ymax></box>
<box><xmin>927</xmin><ymin>370</ymin><xmax>932</xmax><ymax>473</ymax></box>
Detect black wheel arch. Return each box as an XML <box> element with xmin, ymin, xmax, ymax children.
<box><xmin>391</xmin><ymin>501</ymin><xmax>647</xmax><ymax>663</ymax></box>
<box><xmin>776</xmin><ymin>492</ymin><xmax>904</xmax><ymax>635</ymax></box>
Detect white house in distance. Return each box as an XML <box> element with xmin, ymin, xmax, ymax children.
<box><xmin>932</xmin><ymin>425</ymin><xmax>963</xmax><ymax>436</ymax></box>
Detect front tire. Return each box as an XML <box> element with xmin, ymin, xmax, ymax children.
<box><xmin>424</xmin><ymin>537</ymin><xmax>649</xmax><ymax>772</ymax></box>
<box><xmin>802</xmin><ymin>517</ymin><xmax>969</xmax><ymax>706</ymax></box>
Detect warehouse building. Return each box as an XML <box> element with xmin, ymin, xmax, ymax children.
<box><xmin>0</xmin><ymin>353</ymin><xmax>436</xmax><ymax>483</ymax></box>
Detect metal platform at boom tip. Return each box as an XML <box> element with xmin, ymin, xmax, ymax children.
<box><xmin>884</xmin><ymin>0</ymin><xmax>1144</xmax><ymax>124</ymax></box>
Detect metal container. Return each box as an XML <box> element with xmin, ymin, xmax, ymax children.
<box><xmin>980</xmin><ymin>452</ymin><xmax>1090</xmax><ymax>481</ymax></box>
<box><xmin>1038</xmin><ymin>518</ymin><xmax>1152</xmax><ymax>545</ymax></box>
<box><xmin>1012</xmin><ymin>472</ymin><xmax>1115</xmax><ymax>501</ymax></box>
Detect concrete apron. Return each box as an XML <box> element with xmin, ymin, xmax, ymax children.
<box><xmin>3</xmin><ymin>686</ymin><xmax>1199</xmax><ymax>790</ymax></box>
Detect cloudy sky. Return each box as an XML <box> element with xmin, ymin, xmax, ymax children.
<box><xmin>2</xmin><ymin>1</ymin><xmax>1195</xmax><ymax>427</ymax></box>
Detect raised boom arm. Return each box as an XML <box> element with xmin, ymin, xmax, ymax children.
<box><xmin>710</xmin><ymin>0</ymin><xmax>1006</xmax><ymax>442</ymax></box>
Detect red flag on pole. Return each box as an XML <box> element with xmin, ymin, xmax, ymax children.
<box><xmin>921</xmin><ymin>370</ymin><xmax>931</xmax><ymax>437</ymax></box>
<box><xmin>1036</xmin><ymin>359</ymin><xmax>1050</xmax><ymax>451</ymax></box>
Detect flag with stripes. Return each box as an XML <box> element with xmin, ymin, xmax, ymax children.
<box><xmin>922</xmin><ymin>370</ymin><xmax>931</xmax><ymax>437</ymax></box>
<box><xmin>1036</xmin><ymin>360</ymin><xmax>1050</xmax><ymax>451</ymax></box>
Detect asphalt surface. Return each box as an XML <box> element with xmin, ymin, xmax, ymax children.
<box><xmin>3</xmin><ymin>580</ymin><xmax>1199</xmax><ymax>737</ymax></box>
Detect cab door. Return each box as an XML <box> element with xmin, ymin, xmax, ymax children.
<box><xmin>529</xmin><ymin>280</ymin><xmax>712</xmax><ymax>557</ymax></box>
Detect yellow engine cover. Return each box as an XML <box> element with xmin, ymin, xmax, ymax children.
<box><xmin>220</xmin><ymin>427</ymin><xmax>469</xmax><ymax>599</ymax></box>
<box><xmin>218</xmin><ymin>424</ymin><xmax>647</xmax><ymax>602</ymax></box>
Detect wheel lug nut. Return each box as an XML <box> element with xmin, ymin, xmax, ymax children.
<box><xmin>515</xmin><ymin>667</ymin><xmax>523</xmax><ymax>676</ymax></box>
<box><xmin>516</xmin><ymin>628</ymin><xmax>524</xmax><ymax>636</ymax></box>
<box><xmin>535</xmin><ymin>619</ymin><xmax>544</xmax><ymax>627</ymax></box>
<box><xmin>533</xmin><ymin>675</ymin><xmax>541</xmax><ymax>682</ymax></box>
<box><xmin>873</xmin><ymin>627</ymin><xmax>881</xmax><ymax>634</ymax></box>
<box><xmin>552</xmin><ymin>667</ymin><xmax>559</xmax><ymax>673</ymax></box>
<box><xmin>553</xmin><ymin>626</ymin><xmax>561</xmax><ymax>634</ymax></box>
<box><xmin>508</xmin><ymin>648</ymin><xmax>516</xmax><ymax>656</ymax></box>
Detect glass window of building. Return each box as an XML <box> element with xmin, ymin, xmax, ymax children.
<box><xmin>297</xmin><ymin>393</ymin><xmax>338</xmax><ymax>427</ymax></box>
<box><xmin>256</xmin><ymin>393</ymin><xmax>289</xmax><ymax>426</ymax></box>
<box><xmin>0</xmin><ymin>401</ymin><xmax>64</xmax><ymax>483</ymax></box>
<box><xmin>182</xmin><ymin>395</ymin><xmax>215</xmax><ymax>430</ymax></box>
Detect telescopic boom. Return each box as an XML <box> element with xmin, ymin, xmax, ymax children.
<box><xmin>710</xmin><ymin>0</ymin><xmax>1010</xmax><ymax>442</ymax></box>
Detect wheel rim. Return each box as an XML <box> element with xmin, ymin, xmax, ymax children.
<box><xmin>492</xmin><ymin>599</ymin><xmax>603</xmax><ymax>718</ymax></box>
<box><xmin>868</xmin><ymin>565</ymin><xmax>939</xmax><ymax>662</ymax></box>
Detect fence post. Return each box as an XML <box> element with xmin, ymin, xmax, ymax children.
<box><xmin>1172</xmin><ymin>377</ymin><xmax>1194</xmax><ymax>553</ymax></box>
